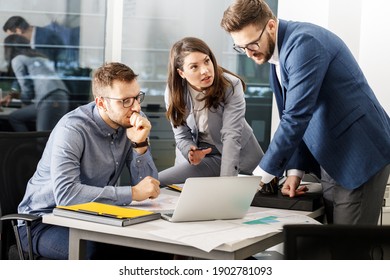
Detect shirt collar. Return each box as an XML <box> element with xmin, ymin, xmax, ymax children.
<box><xmin>188</xmin><ymin>83</ymin><xmax>205</xmax><ymax>98</ymax></box>
<box><xmin>30</xmin><ymin>26</ymin><xmax>36</xmax><ymax>48</ymax></box>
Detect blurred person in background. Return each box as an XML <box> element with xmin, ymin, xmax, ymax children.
<box><xmin>0</xmin><ymin>34</ymin><xmax>69</xmax><ymax>131</ymax></box>
<box><xmin>3</xmin><ymin>15</ymin><xmax>65</xmax><ymax>67</ymax></box>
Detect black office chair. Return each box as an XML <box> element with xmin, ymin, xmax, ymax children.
<box><xmin>0</xmin><ymin>131</ymin><xmax>51</xmax><ymax>260</ymax></box>
<box><xmin>283</xmin><ymin>224</ymin><xmax>390</xmax><ymax>260</ymax></box>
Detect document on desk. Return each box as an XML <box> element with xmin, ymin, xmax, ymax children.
<box><xmin>149</xmin><ymin>210</ymin><xmax>321</xmax><ymax>252</ymax></box>
<box><xmin>149</xmin><ymin>219</ymin><xmax>276</xmax><ymax>252</ymax></box>
<box><xmin>242</xmin><ymin>210</ymin><xmax>321</xmax><ymax>230</ymax></box>
<box><xmin>129</xmin><ymin>192</ymin><xmax>179</xmax><ymax>214</ymax></box>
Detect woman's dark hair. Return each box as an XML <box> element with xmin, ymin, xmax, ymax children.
<box><xmin>3</xmin><ymin>34</ymin><xmax>46</xmax><ymax>63</ymax></box>
<box><xmin>166</xmin><ymin>37</ymin><xmax>245</xmax><ymax>127</ymax></box>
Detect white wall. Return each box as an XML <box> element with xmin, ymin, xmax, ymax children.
<box><xmin>272</xmin><ymin>0</ymin><xmax>389</xmax><ymax>136</ymax></box>
<box><xmin>359</xmin><ymin>0</ymin><xmax>390</xmax><ymax>114</ymax></box>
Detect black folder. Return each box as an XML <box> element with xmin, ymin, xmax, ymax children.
<box><xmin>251</xmin><ymin>190</ymin><xmax>323</xmax><ymax>211</ymax></box>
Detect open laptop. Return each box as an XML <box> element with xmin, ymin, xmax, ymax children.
<box><xmin>161</xmin><ymin>176</ymin><xmax>261</xmax><ymax>222</ymax></box>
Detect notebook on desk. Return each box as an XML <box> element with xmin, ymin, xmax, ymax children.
<box><xmin>161</xmin><ymin>176</ymin><xmax>261</xmax><ymax>222</ymax></box>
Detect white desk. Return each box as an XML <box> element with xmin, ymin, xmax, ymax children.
<box><xmin>43</xmin><ymin>189</ymin><xmax>324</xmax><ymax>260</ymax></box>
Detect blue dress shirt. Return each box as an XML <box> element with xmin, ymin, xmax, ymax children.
<box><xmin>18</xmin><ymin>102</ymin><xmax>158</xmax><ymax>216</ymax></box>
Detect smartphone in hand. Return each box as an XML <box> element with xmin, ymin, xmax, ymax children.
<box><xmin>195</xmin><ymin>147</ymin><xmax>209</xmax><ymax>151</ymax></box>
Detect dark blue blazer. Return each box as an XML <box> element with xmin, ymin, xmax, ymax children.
<box><xmin>34</xmin><ymin>26</ymin><xmax>65</xmax><ymax>64</ymax></box>
<box><xmin>262</xmin><ymin>19</ymin><xmax>390</xmax><ymax>189</ymax></box>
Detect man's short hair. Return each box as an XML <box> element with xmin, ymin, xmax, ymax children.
<box><xmin>3</xmin><ymin>16</ymin><xmax>30</xmax><ymax>33</ymax></box>
<box><xmin>92</xmin><ymin>62</ymin><xmax>138</xmax><ymax>97</ymax></box>
<box><xmin>220</xmin><ymin>0</ymin><xmax>275</xmax><ymax>32</ymax></box>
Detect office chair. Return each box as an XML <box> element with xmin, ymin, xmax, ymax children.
<box><xmin>0</xmin><ymin>131</ymin><xmax>51</xmax><ymax>260</ymax></box>
<box><xmin>283</xmin><ymin>224</ymin><xmax>390</xmax><ymax>260</ymax></box>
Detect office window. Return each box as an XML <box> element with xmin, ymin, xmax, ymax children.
<box><xmin>0</xmin><ymin>0</ymin><xmax>277</xmax><ymax>150</ymax></box>
<box><xmin>0</xmin><ymin>0</ymin><xmax>106</xmax><ymax>115</ymax></box>
<box><xmin>0</xmin><ymin>0</ymin><xmax>106</xmax><ymax>69</ymax></box>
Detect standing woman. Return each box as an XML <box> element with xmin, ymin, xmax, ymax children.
<box><xmin>158</xmin><ymin>37</ymin><xmax>263</xmax><ymax>185</ymax></box>
<box><xmin>1</xmin><ymin>34</ymin><xmax>69</xmax><ymax>131</ymax></box>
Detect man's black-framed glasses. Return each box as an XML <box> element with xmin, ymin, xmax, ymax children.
<box><xmin>102</xmin><ymin>91</ymin><xmax>145</xmax><ymax>108</ymax></box>
<box><xmin>233</xmin><ymin>20</ymin><xmax>269</xmax><ymax>54</ymax></box>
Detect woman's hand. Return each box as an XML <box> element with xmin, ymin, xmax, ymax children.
<box><xmin>188</xmin><ymin>146</ymin><xmax>212</xmax><ymax>165</ymax></box>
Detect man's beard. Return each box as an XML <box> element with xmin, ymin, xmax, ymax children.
<box><xmin>253</xmin><ymin>32</ymin><xmax>275</xmax><ymax>64</ymax></box>
<box><xmin>264</xmin><ymin>32</ymin><xmax>275</xmax><ymax>62</ymax></box>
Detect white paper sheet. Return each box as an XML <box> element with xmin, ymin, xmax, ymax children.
<box><xmin>149</xmin><ymin>210</ymin><xmax>321</xmax><ymax>252</ymax></box>
<box><xmin>130</xmin><ymin>188</ymin><xmax>322</xmax><ymax>252</ymax></box>
<box><xmin>129</xmin><ymin>192</ymin><xmax>179</xmax><ymax>214</ymax></box>
<box><xmin>149</xmin><ymin>219</ymin><xmax>278</xmax><ymax>252</ymax></box>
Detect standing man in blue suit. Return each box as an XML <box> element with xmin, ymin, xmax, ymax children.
<box><xmin>221</xmin><ymin>0</ymin><xmax>390</xmax><ymax>225</ymax></box>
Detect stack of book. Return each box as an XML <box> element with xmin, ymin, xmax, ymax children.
<box><xmin>53</xmin><ymin>202</ymin><xmax>161</xmax><ymax>227</ymax></box>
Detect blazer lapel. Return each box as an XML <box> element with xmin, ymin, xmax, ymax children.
<box><xmin>269</xmin><ymin>64</ymin><xmax>284</xmax><ymax>117</ymax></box>
<box><xmin>278</xmin><ymin>20</ymin><xmax>289</xmax><ymax>109</ymax></box>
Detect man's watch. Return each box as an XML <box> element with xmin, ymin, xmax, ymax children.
<box><xmin>131</xmin><ymin>138</ymin><xmax>150</xmax><ymax>148</ymax></box>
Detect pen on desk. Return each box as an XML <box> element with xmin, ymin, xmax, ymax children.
<box><xmin>159</xmin><ymin>183</ymin><xmax>183</xmax><ymax>192</ymax></box>
<box><xmin>78</xmin><ymin>209</ymin><xmax>122</xmax><ymax>219</ymax></box>
<box><xmin>167</xmin><ymin>184</ymin><xmax>183</xmax><ymax>192</ymax></box>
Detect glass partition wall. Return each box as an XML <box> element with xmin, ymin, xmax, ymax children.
<box><xmin>0</xmin><ymin>0</ymin><xmax>106</xmax><ymax>115</ymax></box>
<box><xmin>0</xmin><ymin>0</ymin><xmax>106</xmax><ymax>70</ymax></box>
<box><xmin>0</xmin><ymin>0</ymin><xmax>277</xmax><ymax>151</ymax></box>
<box><xmin>120</xmin><ymin>0</ymin><xmax>278</xmax><ymax>151</ymax></box>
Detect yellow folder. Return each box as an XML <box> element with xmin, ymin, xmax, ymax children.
<box><xmin>54</xmin><ymin>202</ymin><xmax>160</xmax><ymax>226</ymax></box>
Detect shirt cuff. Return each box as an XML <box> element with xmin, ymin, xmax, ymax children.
<box><xmin>286</xmin><ymin>169</ymin><xmax>304</xmax><ymax>178</ymax></box>
<box><xmin>257</xmin><ymin>168</ymin><xmax>275</xmax><ymax>184</ymax></box>
<box><xmin>115</xmin><ymin>186</ymin><xmax>133</xmax><ymax>205</ymax></box>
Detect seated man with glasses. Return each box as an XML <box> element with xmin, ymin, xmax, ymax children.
<box><xmin>16</xmin><ymin>62</ymin><xmax>169</xmax><ymax>260</ymax></box>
